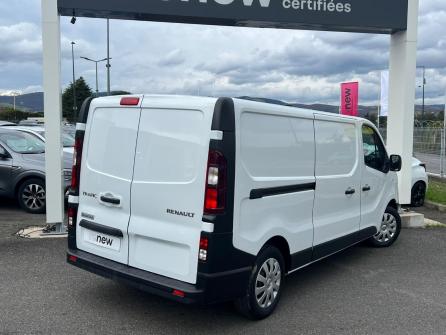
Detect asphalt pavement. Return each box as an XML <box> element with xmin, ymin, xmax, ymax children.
<box><xmin>1</xmin><ymin>200</ymin><xmax>446</xmax><ymax>334</ymax></box>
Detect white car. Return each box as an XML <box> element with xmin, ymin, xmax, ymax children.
<box><xmin>67</xmin><ymin>95</ymin><xmax>403</xmax><ymax>319</ymax></box>
<box><xmin>11</xmin><ymin>126</ymin><xmax>75</xmax><ymax>155</ymax></box>
<box><xmin>410</xmin><ymin>157</ymin><xmax>428</xmax><ymax>207</ymax></box>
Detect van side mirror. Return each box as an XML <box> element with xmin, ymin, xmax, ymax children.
<box><xmin>389</xmin><ymin>155</ymin><xmax>402</xmax><ymax>172</ymax></box>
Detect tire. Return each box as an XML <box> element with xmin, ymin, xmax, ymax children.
<box><xmin>411</xmin><ymin>181</ymin><xmax>426</xmax><ymax>207</ymax></box>
<box><xmin>367</xmin><ymin>206</ymin><xmax>401</xmax><ymax>248</ymax></box>
<box><xmin>235</xmin><ymin>246</ymin><xmax>285</xmax><ymax>320</ymax></box>
<box><xmin>17</xmin><ymin>179</ymin><xmax>46</xmax><ymax>214</ymax></box>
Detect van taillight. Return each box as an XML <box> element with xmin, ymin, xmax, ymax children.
<box><xmin>204</xmin><ymin>150</ymin><xmax>227</xmax><ymax>215</ymax></box>
<box><xmin>71</xmin><ymin>136</ymin><xmax>83</xmax><ymax>193</ymax></box>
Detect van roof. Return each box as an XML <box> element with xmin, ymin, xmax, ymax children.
<box><xmin>91</xmin><ymin>94</ymin><xmax>367</xmax><ymax>124</ymax></box>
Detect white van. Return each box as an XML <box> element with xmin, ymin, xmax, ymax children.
<box><xmin>67</xmin><ymin>95</ymin><xmax>402</xmax><ymax>319</ymax></box>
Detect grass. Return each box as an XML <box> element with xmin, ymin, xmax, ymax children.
<box><xmin>426</xmin><ymin>178</ymin><xmax>446</xmax><ymax>205</ymax></box>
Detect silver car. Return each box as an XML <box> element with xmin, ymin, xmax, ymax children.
<box><xmin>0</xmin><ymin>128</ymin><xmax>72</xmax><ymax>213</ymax></box>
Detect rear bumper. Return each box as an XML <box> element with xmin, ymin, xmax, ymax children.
<box><xmin>67</xmin><ymin>248</ymin><xmax>251</xmax><ymax>305</ymax></box>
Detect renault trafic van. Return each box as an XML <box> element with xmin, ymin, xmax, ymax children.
<box><xmin>67</xmin><ymin>95</ymin><xmax>402</xmax><ymax>319</ymax></box>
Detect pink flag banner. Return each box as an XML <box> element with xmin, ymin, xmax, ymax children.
<box><xmin>340</xmin><ymin>82</ymin><xmax>359</xmax><ymax>116</ymax></box>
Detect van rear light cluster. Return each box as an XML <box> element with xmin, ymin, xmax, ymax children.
<box><xmin>198</xmin><ymin>236</ymin><xmax>209</xmax><ymax>262</ymax></box>
<box><xmin>71</xmin><ymin>136</ymin><xmax>84</xmax><ymax>193</ymax></box>
<box><xmin>204</xmin><ymin>150</ymin><xmax>227</xmax><ymax>214</ymax></box>
<box><xmin>67</xmin><ymin>207</ymin><xmax>77</xmax><ymax>227</ymax></box>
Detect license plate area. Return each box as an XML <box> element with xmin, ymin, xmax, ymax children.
<box><xmin>84</xmin><ymin>229</ymin><xmax>121</xmax><ymax>251</ymax></box>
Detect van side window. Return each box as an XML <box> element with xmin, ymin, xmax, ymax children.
<box><xmin>315</xmin><ymin>120</ymin><xmax>357</xmax><ymax>176</ymax></box>
<box><xmin>362</xmin><ymin>125</ymin><xmax>388</xmax><ymax>172</ymax></box>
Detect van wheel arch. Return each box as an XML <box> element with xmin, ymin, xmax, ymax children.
<box><xmin>387</xmin><ymin>199</ymin><xmax>398</xmax><ymax>211</ymax></box>
<box><xmin>262</xmin><ymin>236</ymin><xmax>291</xmax><ymax>273</ymax></box>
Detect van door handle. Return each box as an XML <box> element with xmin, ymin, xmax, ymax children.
<box><xmin>362</xmin><ymin>185</ymin><xmax>371</xmax><ymax>192</ymax></box>
<box><xmin>100</xmin><ymin>195</ymin><xmax>121</xmax><ymax>205</ymax></box>
<box><xmin>345</xmin><ymin>188</ymin><xmax>356</xmax><ymax>195</ymax></box>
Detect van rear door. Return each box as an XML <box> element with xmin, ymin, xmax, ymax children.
<box><xmin>128</xmin><ymin>97</ymin><xmax>215</xmax><ymax>284</ymax></box>
<box><xmin>76</xmin><ymin>98</ymin><xmax>142</xmax><ymax>265</ymax></box>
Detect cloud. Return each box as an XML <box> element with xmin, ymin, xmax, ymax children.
<box><xmin>158</xmin><ymin>49</ymin><xmax>186</xmax><ymax>66</ymax></box>
<box><xmin>0</xmin><ymin>22</ymin><xmax>42</xmax><ymax>63</ymax></box>
<box><xmin>1</xmin><ymin>0</ymin><xmax>445</xmax><ymax>105</ymax></box>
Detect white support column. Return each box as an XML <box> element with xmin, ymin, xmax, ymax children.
<box><xmin>387</xmin><ymin>0</ymin><xmax>419</xmax><ymax>204</ymax></box>
<box><xmin>42</xmin><ymin>0</ymin><xmax>64</xmax><ymax>231</ymax></box>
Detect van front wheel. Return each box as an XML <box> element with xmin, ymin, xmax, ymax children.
<box><xmin>235</xmin><ymin>246</ymin><xmax>284</xmax><ymax>320</ymax></box>
<box><xmin>368</xmin><ymin>206</ymin><xmax>401</xmax><ymax>248</ymax></box>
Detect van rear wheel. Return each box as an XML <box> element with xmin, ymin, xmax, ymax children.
<box><xmin>367</xmin><ymin>206</ymin><xmax>401</xmax><ymax>248</ymax></box>
<box><xmin>235</xmin><ymin>246</ymin><xmax>284</xmax><ymax>320</ymax></box>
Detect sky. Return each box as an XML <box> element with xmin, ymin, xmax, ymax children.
<box><xmin>0</xmin><ymin>0</ymin><xmax>445</xmax><ymax>105</ymax></box>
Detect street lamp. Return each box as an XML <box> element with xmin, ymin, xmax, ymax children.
<box><xmin>11</xmin><ymin>91</ymin><xmax>20</xmax><ymax>122</ymax></box>
<box><xmin>417</xmin><ymin>66</ymin><xmax>426</xmax><ymax>123</ymax></box>
<box><xmin>80</xmin><ymin>56</ymin><xmax>111</xmax><ymax>93</ymax></box>
<box><xmin>71</xmin><ymin>42</ymin><xmax>77</xmax><ymax>117</ymax></box>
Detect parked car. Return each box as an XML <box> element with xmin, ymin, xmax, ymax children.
<box><xmin>411</xmin><ymin>157</ymin><xmax>428</xmax><ymax>207</ymax></box>
<box><xmin>18</xmin><ymin>120</ymin><xmax>43</xmax><ymax>126</ymax></box>
<box><xmin>0</xmin><ymin>128</ymin><xmax>72</xmax><ymax>213</ymax></box>
<box><xmin>0</xmin><ymin>121</ymin><xmax>16</xmax><ymax>126</ymax></box>
<box><xmin>63</xmin><ymin>125</ymin><xmax>76</xmax><ymax>138</ymax></box>
<box><xmin>67</xmin><ymin>95</ymin><xmax>402</xmax><ymax>319</ymax></box>
<box><xmin>10</xmin><ymin>126</ymin><xmax>75</xmax><ymax>155</ymax></box>
<box><xmin>363</xmin><ymin>146</ymin><xmax>428</xmax><ymax>207</ymax></box>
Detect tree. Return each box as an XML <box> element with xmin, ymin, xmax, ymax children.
<box><xmin>62</xmin><ymin>77</ymin><xmax>93</xmax><ymax>122</ymax></box>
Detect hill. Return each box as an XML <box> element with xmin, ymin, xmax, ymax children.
<box><xmin>0</xmin><ymin>92</ymin><xmax>43</xmax><ymax>112</ymax></box>
<box><xmin>0</xmin><ymin>93</ymin><xmax>442</xmax><ymax>117</ymax></box>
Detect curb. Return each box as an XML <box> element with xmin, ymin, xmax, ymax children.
<box><xmin>424</xmin><ymin>200</ymin><xmax>446</xmax><ymax>213</ymax></box>
<box><xmin>424</xmin><ymin>218</ymin><xmax>446</xmax><ymax>229</ymax></box>
<box><xmin>400</xmin><ymin>212</ymin><xmax>425</xmax><ymax>228</ymax></box>
<box><xmin>16</xmin><ymin>226</ymin><xmax>68</xmax><ymax>239</ymax></box>
<box><xmin>400</xmin><ymin>211</ymin><xmax>446</xmax><ymax>229</ymax></box>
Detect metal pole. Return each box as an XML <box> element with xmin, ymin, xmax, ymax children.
<box><xmin>441</xmin><ymin>129</ymin><xmax>445</xmax><ymax>178</ymax></box>
<box><xmin>422</xmin><ymin>66</ymin><xmax>425</xmax><ymax>122</ymax></box>
<box><xmin>106</xmin><ymin>18</ymin><xmax>111</xmax><ymax>95</ymax></box>
<box><xmin>42</xmin><ymin>0</ymin><xmax>64</xmax><ymax>233</ymax></box>
<box><xmin>71</xmin><ymin>41</ymin><xmax>77</xmax><ymax>120</ymax></box>
<box><xmin>13</xmin><ymin>94</ymin><xmax>16</xmax><ymax>122</ymax></box>
<box><xmin>377</xmin><ymin>84</ymin><xmax>381</xmax><ymax>129</ymax></box>
<box><xmin>95</xmin><ymin>62</ymin><xmax>99</xmax><ymax>93</ymax></box>
<box><xmin>387</xmin><ymin>0</ymin><xmax>419</xmax><ymax>205</ymax></box>
<box><xmin>442</xmin><ymin>91</ymin><xmax>446</xmax><ymax>178</ymax></box>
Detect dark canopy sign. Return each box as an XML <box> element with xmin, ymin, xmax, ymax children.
<box><xmin>58</xmin><ymin>0</ymin><xmax>408</xmax><ymax>34</ymax></box>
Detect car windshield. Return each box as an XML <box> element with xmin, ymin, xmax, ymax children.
<box><xmin>36</xmin><ymin>131</ymin><xmax>75</xmax><ymax>148</ymax></box>
<box><xmin>0</xmin><ymin>132</ymin><xmax>45</xmax><ymax>154</ymax></box>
